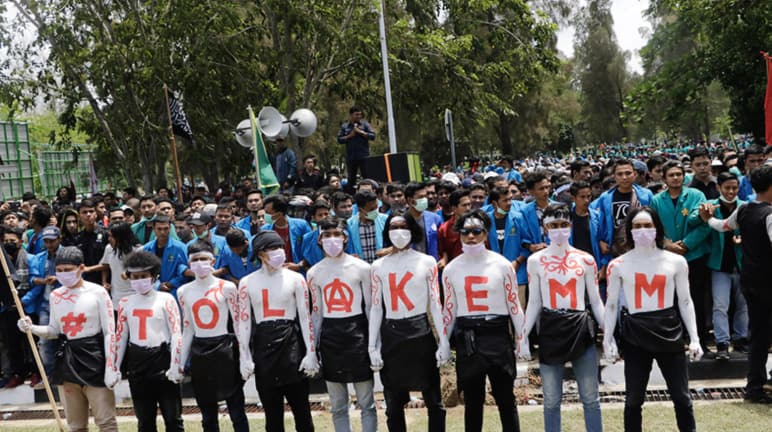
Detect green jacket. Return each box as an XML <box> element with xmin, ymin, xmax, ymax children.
<box><xmin>688</xmin><ymin>198</ymin><xmax>744</xmax><ymax>272</ymax></box>
<box><xmin>131</xmin><ymin>217</ymin><xmax>178</xmax><ymax>244</ymax></box>
<box><xmin>650</xmin><ymin>187</ymin><xmax>710</xmax><ymax>262</ymax></box>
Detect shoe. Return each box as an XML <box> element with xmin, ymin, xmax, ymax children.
<box><xmin>744</xmin><ymin>392</ymin><xmax>772</xmax><ymax>404</ymax></box>
<box><xmin>3</xmin><ymin>375</ymin><xmax>23</xmax><ymax>389</ymax></box>
<box><xmin>29</xmin><ymin>373</ymin><xmax>43</xmax><ymax>389</ymax></box>
<box><xmin>701</xmin><ymin>346</ymin><xmax>716</xmax><ymax>360</ymax></box>
<box><xmin>716</xmin><ymin>343</ymin><xmax>730</xmax><ymax>361</ymax></box>
<box><xmin>732</xmin><ymin>338</ymin><xmax>749</xmax><ymax>353</ymax></box>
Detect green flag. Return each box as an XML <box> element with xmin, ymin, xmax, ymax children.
<box><xmin>248</xmin><ymin>106</ymin><xmax>280</xmax><ymax>195</ymax></box>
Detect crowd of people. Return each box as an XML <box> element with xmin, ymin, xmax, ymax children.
<box><xmin>0</xmin><ymin>135</ymin><xmax>770</xmax><ymax>432</ymax></box>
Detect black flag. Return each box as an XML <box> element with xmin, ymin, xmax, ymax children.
<box><xmin>168</xmin><ymin>94</ymin><xmax>194</xmax><ymax>144</ymax></box>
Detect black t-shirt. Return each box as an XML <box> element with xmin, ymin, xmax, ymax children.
<box><xmin>612</xmin><ymin>190</ymin><xmax>632</xmax><ymax>229</ymax></box>
<box><xmin>75</xmin><ymin>227</ymin><xmax>108</xmax><ymax>284</ymax></box>
<box><xmin>495</xmin><ymin>216</ymin><xmax>507</xmax><ymax>251</ymax></box>
<box><xmin>572</xmin><ymin>213</ymin><xmax>593</xmax><ymax>256</ymax></box>
<box><xmin>155</xmin><ymin>246</ymin><xmax>165</xmax><ymax>260</ymax></box>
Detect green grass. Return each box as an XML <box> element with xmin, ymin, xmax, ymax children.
<box><xmin>3</xmin><ymin>402</ymin><xmax>771</xmax><ymax>431</ymax></box>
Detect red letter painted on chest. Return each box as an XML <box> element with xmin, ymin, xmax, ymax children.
<box><xmin>463</xmin><ymin>276</ymin><xmax>489</xmax><ymax>312</ymax></box>
<box><xmin>634</xmin><ymin>273</ymin><xmax>666</xmax><ymax>309</ymax></box>
<box><xmin>262</xmin><ymin>289</ymin><xmax>286</xmax><ymax>318</ymax></box>
<box><xmin>132</xmin><ymin>309</ymin><xmax>153</xmax><ymax>340</ymax></box>
<box><xmin>548</xmin><ymin>278</ymin><xmax>577</xmax><ymax>309</ymax></box>
<box><xmin>388</xmin><ymin>272</ymin><xmax>415</xmax><ymax>312</ymax></box>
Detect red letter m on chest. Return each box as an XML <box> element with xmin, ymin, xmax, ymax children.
<box><xmin>548</xmin><ymin>278</ymin><xmax>577</xmax><ymax>309</ymax></box>
<box><xmin>634</xmin><ymin>273</ymin><xmax>666</xmax><ymax>309</ymax></box>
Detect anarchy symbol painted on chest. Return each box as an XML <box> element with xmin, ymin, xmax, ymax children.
<box><xmin>323</xmin><ymin>278</ymin><xmax>354</xmax><ymax>313</ymax></box>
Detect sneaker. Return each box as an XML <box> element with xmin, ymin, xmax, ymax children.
<box><xmin>3</xmin><ymin>375</ymin><xmax>23</xmax><ymax>389</ymax></box>
<box><xmin>701</xmin><ymin>346</ymin><xmax>716</xmax><ymax>360</ymax></box>
<box><xmin>732</xmin><ymin>338</ymin><xmax>749</xmax><ymax>353</ymax></box>
<box><xmin>716</xmin><ymin>343</ymin><xmax>730</xmax><ymax>361</ymax></box>
<box><xmin>744</xmin><ymin>392</ymin><xmax>772</xmax><ymax>404</ymax></box>
<box><xmin>29</xmin><ymin>373</ymin><xmax>43</xmax><ymax>389</ymax></box>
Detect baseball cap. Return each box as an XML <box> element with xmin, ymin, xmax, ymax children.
<box><xmin>41</xmin><ymin>226</ymin><xmax>61</xmax><ymax>240</ymax></box>
<box><xmin>186</xmin><ymin>212</ymin><xmax>211</xmax><ymax>226</ymax></box>
<box><xmin>120</xmin><ymin>205</ymin><xmax>134</xmax><ymax>215</ymax></box>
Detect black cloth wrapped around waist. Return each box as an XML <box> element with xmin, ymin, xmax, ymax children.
<box><xmin>54</xmin><ymin>333</ymin><xmax>106</xmax><ymax>387</ymax></box>
<box><xmin>252</xmin><ymin>319</ymin><xmax>306</xmax><ymax>388</ymax></box>
<box><xmin>453</xmin><ymin>315</ymin><xmax>515</xmax><ymax>386</ymax></box>
<box><xmin>380</xmin><ymin>314</ymin><xmax>438</xmax><ymax>390</ymax></box>
<box><xmin>190</xmin><ymin>334</ymin><xmax>241</xmax><ymax>402</ymax></box>
<box><xmin>319</xmin><ymin>314</ymin><xmax>371</xmax><ymax>383</ymax></box>
<box><xmin>620</xmin><ymin>307</ymin><xmax>685</xmax><ymax>353</ymax></box>
<box><xmin>123</xmin><ymin>342</ymin><xmax>170</xmax><ymax>381</ymax></box>
<box><xmin>538</xmin><ymin>308</ymin><xmax>595</xmax><ymax>365</ymax></box>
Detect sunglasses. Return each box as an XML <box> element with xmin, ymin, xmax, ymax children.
<box><xmin>459</xmin><ymin>228</ymin><xmax>485</xmax><ymax>236</ymax></box>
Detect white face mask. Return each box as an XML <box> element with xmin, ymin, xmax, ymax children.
<box><xmin>130</xmin><ymin>278</ymin><xmax>154</xmax><ymax>295</ymax></box>
<box><xmin>719</xmin><ymin>195</ymin><xmax>737</xmax><ymax>204</ymax></box>
<box><xmin>631</xmin><ymin>228</ymin><xmax>657</xmax><ymax>248</ymax></box>
<box><xmin>461</xmin><ymin>242</ymin><xmax>486</xmax><ymax>255</ymax></box>
<box><xmin>266</xmin><ymin>249</ymin><xmax>286</xmax><ymax>269</ymax></box>
<box><xmin>55</xmin><ymin>270</ymin><xmax>80</xmax><ymax>288</ymax></box>
<box><xmin>547</xmin><ymin>227</ymin><xmax>571</xmax><ymax>246</ymax></box>
<box><xmin>389</xmin><ymin>229</ymin><xmax>411</xmax><ymax>250</ymax></box>
<box><xmin>190</xmin><ymin>260</ymin><xmax>213</xmax><ymax>278</ymax></box>
<box><xmin>322</xmin><ymin>237</ymin><xmax>344</xmax><ymax>257</ymax></box>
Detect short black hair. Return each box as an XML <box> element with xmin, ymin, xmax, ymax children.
<box><xmin>749</xmin><ymin>165</ymin><xmax>772</xmax><ymax>194</ymax></box>
<box><xmin>436</xmin><ymin>181</ymin><xmax>457</xmax><ymax>195</ymax></box>
<box><xmin>453</xmin><ymin>209</ymin><xmax>491</xmax><ymax>232</ymax></box>
<box><xmin>661</xmin><ymin>160</ymin><xmax>684</xmax><ymax>176</ymax></box>
<box><xmin>744</xmin><ymin>144</ymin><xmax>765</xmax><ymax>159</ymax></box>
<box><xmin>386</xmin><ymin>183</ymin><xmax>404</xmax><ymax>195</ymax></box>
<box><xmin>331</xmin><ymin>191</ymin><xmax>353</xmax><ymax>208</ymax></box>
<box><xmin>449</xmin><ymin>189</ymin><xmax>470</xmax><ymax>207</ymax></box>
<box><xmin>688</xmin><ymin>146</ymin><xmax>710</xmax><ymax>161</ymax></box>
<box><xmin>354</xmin><ymin>190</ymin><xmax>378</xmax><ymax>208</ymax></box>
<box><xmin>543</xmin><ymin>203</ymin><xmax>571</xmax><ymax>222</ymax></box>
<box><xmin>188</xmin><ymin>239</ymin><xmax>215</xmax><ymax>255</ymax></box>
<box><xmin>716</xmin><ymin>171</ymin><xmax>738</xmax><ymax>185</ymax></box>
<box><xmin>32</xmin><ymin>206</ymin><xmax>52</xmax><ymax>228</ymax></box>
<box><xmin>78</xmin><ymin>199</ymin><xmax>96</xmax><ymax>210</ymax></box>
<box><xmin>488</xmin><ymin>187</ymin><xmax>510</xmax><ymax>203</ymax></box>
<box><xmin>263</xmin><ymin>195</ymin><xmax>288</xmax><ymax>215</ymax></box>
<box><xmin>139</xmin><ymin>195</ymin><xmax>155</xmax><ymax>205</ymax></box>
<box><xmin>124</xmin><ymin>251</ymin><xmax>162</xmax><ymax>277</ymax></box>
<box><xmin>646</xmin><ymin>156</ymin><xmax>666</xmax><ymax>172</ymax></box>
<box><xmin>318</xmin><ymin>217</ymin><xmax>347</xmax><ymax>233</ymax></box>
<box><xmin>152</xmin><ymin>215</ymin><xmax>171</xmax><ymax>225</ymax></box>
<box><xmin>349</xmin><ymin>106</ymin><xmax>362</xmax><ymax>114</ymax></box>
<box><xmin>225</xmin><ymin>229</ymin><xmax>248</xmax><ymax>248</ymax></box>
<box><xmin>246</xmin><ymin>189</ymin><xmax>263</xmax><ymax>199</ymax></box>
<box><xmin>570</xmin><ymin>181</ymin><xmax>591</xmax><ymax>196</ymax></box>
<box><xmin>570</xmin><ymin>160</ymin><xmax>591</xmax><ymax>177</ymax></box>
<box><xmin>525</xmin><ymin>170</ymin><xmax>549</xmax><ymax>190</ymax></box>
<box><xmin>404</xmin><ymin>182</ymin><xmax>426</xmax><ymax>200</ymax></box>
<box><xmin>216</xmin><ymin>203</ymin><xmax>233</xmax><ymax>213</ymax></box>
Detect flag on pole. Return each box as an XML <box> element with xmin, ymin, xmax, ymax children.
<box><xmin>248</xmin><ymin>107</ymin><xmax>280</xmax><ymax>195</ymax></box>
<box><xmin>168</xmin><ymin>93</ymin><xmax>195</xmax><ymax>144</ymax></box>
<box><xmin>763</xmin><ymin>51</ymin><xmax>772</xmax><ymax>146</ymax></box>
<box><xmin>88</xmin><ymin>155</ymin><xmax>98</xmax><ymax>195</ymax></box>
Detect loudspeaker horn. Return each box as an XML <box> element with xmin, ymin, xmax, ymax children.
<box><xmin>288</xmin><ymin>108</ymin><xmax>317</xmax><ymax>138</ymax></box>
<box><xmin>256</xmin><ymin>106</ymin><xmax>289</xmax><ymax>139</ymax></box>
<box><xmin>234</xmin><ymin>119</ymin><xmax>254</xmax><ymax>148</ymax></box>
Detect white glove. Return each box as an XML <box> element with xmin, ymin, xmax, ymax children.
<box><xmin>17</xmin><ymin>316</ymin><xmax>32</xmax><ymax>333</ymax></box>
<box><xmin>104</xmin><ymin>368</ymin><xmax>121</xmax><ymax>389</ymax></box>
<box><xmin>369</xmin><ymin>348</ymin><xmax>383</xmax><ymax>372</ymax></box>
<box><xmin>165</xmin><ymin>367</ymin><xmax>183</xmax><ymax>384</ymax></box>
<box><xmin>687</xmin><ymin>342</ymin><xmax>703</xmax><ymax>362</ymax></box>
<box><xmin>239</xmin><ymin>358</ymin><xmax>255</xmax><ymax>381</ymax></box>
<box><xmin>299</xmin><ymin>352</ymin><xmax>320</xmax><ymax>377</ymax></box>
<box><xmin>603</xmin><ymin>337</ymin><xmax>618</xmax><ymax>362</ymax></box>
<box><xmin>435</xmin><ymin>341</ymin><xmax>451</xmax><ymax>368</ymax></box>
<box><xmin>517</xmin><ymin>338</ymin><xmax>532</xmax><ymax>361</ymax></box>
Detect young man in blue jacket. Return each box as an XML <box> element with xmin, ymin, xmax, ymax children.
<box><xmin>405</xmin><ymin>182</ymin><xmax>442</xmax><ymax>260</ymax></box>
<box><xmin>522</xmin><ymin>170</ymin><xmax>555</xmax><ymax>253</ymax></box>
<box><xmin>143</xmin><ymin>216</ymin><xmax>189</xmax><ymax>298</ymax></box>
<box><xmin>486</xmin><ymin>187</ymin><xmax>529</xmax><ymax>304</ymax></box>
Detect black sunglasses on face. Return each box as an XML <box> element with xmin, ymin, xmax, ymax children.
<box><xmin>459</xmin><ymin>228</ymin><xmax>485</xmax><ymax>235</ymax></box>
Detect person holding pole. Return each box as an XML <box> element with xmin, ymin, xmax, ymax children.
<box><xmin>17</xmin><ymin>246</ymin><xmax>121</xmax><ymax>431</ymax></box>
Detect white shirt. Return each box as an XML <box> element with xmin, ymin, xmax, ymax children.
<box><xmin>100</xmin><ymin>244</ymin><xmax>143</xmax><ymax>310</ymax></box>
<box><xmin>116</xmin><ymin>290</ymin><xmax>182</xmax><ymax>372</ymax></box>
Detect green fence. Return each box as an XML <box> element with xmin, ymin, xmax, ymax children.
<box><xmin>37</xmin><ymin>146</ymin><xmax>110</xmax><ymax>199</ymax></box>
<box><xmin>0</xmin><ymin>121</ymin><xmax>35</xmax><ymax>200</ymax></box>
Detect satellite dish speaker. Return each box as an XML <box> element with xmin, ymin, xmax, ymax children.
<box><xmin>234</xmin><ymin>119</ymin><xmax>254</xmax><ymax>148</ymax></box>
<box><xmin>258</xmin><ymin>106</ymin><xmax>288</xmax><ymax>139</ymax></box>
<box><xmin>288</xmin><ymin>108</ymin><xmax>317</xmax><ymax>137</ymax></box>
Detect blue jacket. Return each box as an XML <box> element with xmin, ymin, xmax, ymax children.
<box><xmin>261</xmin><ymin>217</ymin><xmax>312</xmax><ymax>264</ymax></box>
<box><xmin>506</xmin><ymin>168</ymin><xmax>523</xmax><ymax>183</ymax></box>
<box><xmin>234</xmin><ymin>215</ymin><xmax>257</xmax><ymax>233</ymax></box>
<box><xmin>337</xmin><ymin>120</ymin><xmax>376</xmax><ymax>161</ymax></box>
<box><xmin>346</xmin><ymin>213</ymin><xmax>388</xmax><ymax>257</ymax></box>
<box><xmin>419</xmin><ymin>211</ymin><xmax>442</xmax><ymax>260</ymax></box>
<box><xmin>650</xmin><ymin>187</ymin><xmax>710</xmax><ymax>262</ymax></box>
<box><xmin>25</xmin><ymin>230</ymin><xmax>45</xmax><ymax>255</ymax></box>
<box><xmin>486</xmin><ymin>208</ymin><xmax>528</xmax><ymax>285</ymax></box>
<box><xmin>569</xmin><ymin>207</ymin><xmax>603</xmax><ymax>268</ymax></box>
<box><xmin>131</xmin><ymin>218</ymin><xmax>178</xmax><ymax>244</ymax></box>
<box><xmin>143</xmin><ymin>238</ymin><xmax>189</xmax><ymax>296</ymax></box>
<box><xmin>274</xmin><ymin>147</ymin><xmax>297</xmax><ymax>186</ymax></box>
<box><xmin>591</xmin><ymin>184</ymin><xmax>653</xmax><ymax>264</ymax></box>
<box><xmin>216</xmin><ymin>243</ymin><xmax>259</xmax><ymax>282</ymax></box>
<box><xmin>300</xmin><ymin>229</ymin><xmax>356</xmax><ymax>267</ymax></box>
<box><xmin>522</xmin><ymin>200</ymin><xmax>557</xmax><ymax>245</ymax></box>
<box><xmin>22</xmin><ymin>247</ymin><xmax>61</xmax><ymax>314</ymax></box>
<box><xmin>739</xmin><ymin>175</ymin><xmax>754</xmax><ymax>201</ymax></box>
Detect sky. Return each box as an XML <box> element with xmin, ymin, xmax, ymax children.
<box><xmin>556</xmin><ymin>0</ymin><xmax>652</xmax><ymax>74</ymax></box>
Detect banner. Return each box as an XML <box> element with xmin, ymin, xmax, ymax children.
<box><xmin>248</xmin><ymin>107</ymin><xmax>280</xmax><ymax>195</ymax></box>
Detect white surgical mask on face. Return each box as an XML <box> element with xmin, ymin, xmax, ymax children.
<box><xmin>547</xmin><ymin>227</ymin><xmax>571</xmax><ymax>246</ymax></box>
<box><xmin>719</xmin><ymin>195</ymin><xmax>737</xmax><ymax>204</ymax></box>
<box><xmin>389</xmin><ymin>229</ymin><xmax>411</xmax><ymax>250</ymax></box>
<box><xmin>190</xmin><ymin>260</ymin><xmax>213</xmax><ymax>278</ymax></box>
<box><xmin>631</xmin><ymin>228</ymin><xmax>657</xmax><ymax>248</ymax></box>
<box><xmin>55</xmin><ymin>270</ymin><xmax>80</xmax><ymax>288</ymax></box>
<box><xmin>130</xmin><ymin>278</ymin><xmax>154</xmax><ymax>295</ymax></box>
<box><xmin>461</xmin><ymin>242</ymin><xmax>486</xmax><ymax>255</ymax></box>
<box><xmin>322</xmin><ymin>237</ymin><xmax>344</xmax><ymax>257</ymax></box>
<box><xmin>266</xmin><ymin>249</ymin><xmax>286</xmax><ymax>269</ymax></box>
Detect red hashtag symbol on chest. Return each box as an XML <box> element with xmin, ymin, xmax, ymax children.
<box><xmin>61</xmin><ymin>313</ymin><xmax>87</xmax><ymax>337</ymax></box>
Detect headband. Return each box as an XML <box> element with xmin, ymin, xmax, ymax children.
<box><xmin>463</xmin><ymin>217</ymin><xmax>485</xmax><ymax>229</ymax></box>
<box><xmin>189</xmin><ymin>251</ymin><xmax>214</xmax><ymax>260</ymax></box>
<box><xmin>632</xmin><ymin>211</ymin><xmax>653</xmax><ymax>224</ymax></box>
<box><xmin>389</xmin><ymin>216</ymin><xmax>406</xmax><ymax>225</ymax></box>
<box><xmin>126</xmin><ymin>265</ymin><xmax>155</xmax><ymax>273</ymax></box>
<box><xmin>543</xmin><ymin>215</ymin><xmax>571</xmax><ymax>226</ymax></box>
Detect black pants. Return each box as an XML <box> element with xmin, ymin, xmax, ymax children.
<box><xmin>0</xmin><ymin>309</ymin><xmax>26</xmax><ymax>376</ymax></box>
<box><xmin>197</xmin><ymin>387</ymin><xmax>248</xmax><ymax>432</ymax></box>
<box><xmin>255</xmin><ymin>379</ymin><xmax>314</xmax><ymax>432</ymax></box>
<box><xmin>459</xmin><ymin>365</ymin><xmax>519</xmax><ymax>432</ymax></box>
<box><xmin>129</xmin><ymin>377</ymin><xmax>183</xmax><ymax>432</ymax></box>
<box><xmin>623</xmin><ymin>343</ymin><xmax>695</xmax><ymax>432</ymax></box>
<box><xmin>346</xmin><ymin>158</ymin><xmax>367</xmax><ymax>188</ymax></box>
<box><xmin>687</xmin><ymin>257</ymin><xmax>711</xmax><ymax>346</ymax></box>
<box><xmin>745</xmin><ymin>291</ymin><xmax>772</xmax><ymax>396</ymax></box>
<box><xmin>384</xmin><ymin>373</ymin><xmax>445</xmax><ymax>432</ymax></box>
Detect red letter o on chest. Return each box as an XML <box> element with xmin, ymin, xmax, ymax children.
<box><xmin>192</xmin><ymin>298</ymin><xmax>219</xmax><ymax>329</ymax></box>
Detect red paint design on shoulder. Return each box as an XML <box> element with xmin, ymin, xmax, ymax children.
<box><xmin>539</xmin><ymin>252</ymin><xmax>585</xmax><ymax>276</ymax></box>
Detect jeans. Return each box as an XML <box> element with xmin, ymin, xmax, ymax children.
<box><xmin>129</xmin><ymin>377</ymin><xmax>183</xmax><ymax>432</ymax></box>
<box><xmin>197</xmin><ymin>387</ymin><xmax>248</xmax><ymax>432</ymax></box>
<box><xmin>744</xmin><ymin>289</ymin><xmax>772</xmax><ymax>396</ymax></box>
<box><xmin>711</xmin><ymin>271</ymin><xmax>748</xmax><ymax>344</ymax></box>
<box><xmin>256</xmin><ymin>379</ymin><xmax>314</xmax><ymax>432</ymax></box>
<box><xmin>325</xmin><ymin>380</ymin><xmax>377</xmax><ymax>432</ymax></box>
<box><xmin>37</xmin><ymin>307</ymin><xmax>59</xmax><ymax>378</ymax></box>
<box><xmin>540</xmin><ymin>346</ymin><xmax>602</xmax><ymax>432</ymax></box>
<box><xmin>623</xmin><ymin>343</ymin><xmax>695</xmax><ymax>432</ymax></box>
<box><xmin>460</xmin><ymin>365</ymin><xmax>520</xmax><ymax>432</ymax></box>
<box><xmin>383</xmin><ymin>372</ymin><xmax>445</xmax><ymax>432</ymax></box>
